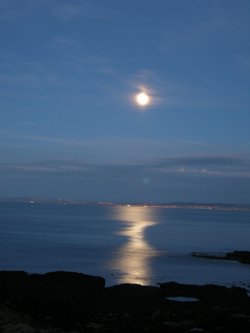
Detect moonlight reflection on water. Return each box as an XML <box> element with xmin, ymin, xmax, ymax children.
<box><xmin>109</xmin><ymin>206</ymin><xmax>159</xmax><ymax>285</ymax></box>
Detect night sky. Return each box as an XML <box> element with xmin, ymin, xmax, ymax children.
<box><xmin>1</xmin><ymin>0</ymin><xmax>250</xmax><ymax>203</ymax></box>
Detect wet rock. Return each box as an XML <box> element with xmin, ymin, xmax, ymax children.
<box><xmin>2</xmin><ymin>322</ymin><xmax>35</xmax><ymax>333</ymax></box>
<box><xmin>0</xmin><ymin>271</ymin><xmax>105</xmax><ymax>302</ymax></box>
<box><xmin>0</xmin><ymin>304</ymin><xmax>34</xmax><ymax>333</ymax></box>
<box><xmin>192</xmin><ymin>250</ymin><xmax>250</xmax><ymax>265</ymax></box>
<box><xmin>192</xmin><ymin>252</ymin><xmax>227</xmax><ymax>260</ymax></box>
<box><xmin>95</xmin><ymin>283</ymin><xmax>164</xmax><ymax>314</ymax></box>
<box><xmin>0</xmin><ymin>271</ymin><xmax>105</xmax><ymax>329</ymax></box>
<box><xmin>0</xmin><ymin>271</ymin><xmax>250</xmax><ymax>332</ymax></box>
<box><xmin>163</xmin><ymin>320</ymin><xmax>195</xmax><ymax>331</ymax></box>
<box><xmin>160</xmin><ymin>282</ymin><xmax>249</xmax><ymax>304</ymax></box>
<box><xmin>187</xmin><ymin>328</ymin><xmax>204</xmax><ymax>332</ymax></box>
<box><xmin>226</xmin><ymin>251</ymin><xmax>250</xmax><ymax>264</ymax></box>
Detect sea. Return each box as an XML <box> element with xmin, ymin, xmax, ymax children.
<box><xmin>0</xmin><ymin>202</ymin><xmax>250</xmax><ymax>289</ymax></box>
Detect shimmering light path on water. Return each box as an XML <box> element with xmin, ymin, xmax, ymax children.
<box><xmin>109</xmin><ymin>206</ymin><xmax>159</xmax><ymax>285</ymax></box>
<box><xmin>0</xmin><ymin>203</ymin><xmax>250</xmax><ymax>287</ymax></box>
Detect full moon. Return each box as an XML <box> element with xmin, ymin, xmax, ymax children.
<box><xmin>135</xmin><ymin>92</ymin><xmax>150</xmax><ymax>106</ymax></box>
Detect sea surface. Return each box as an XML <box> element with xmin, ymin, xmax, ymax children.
<box><xmin>0</xmin><ymin>202</ymin><xmax>250</xmax><ymax>288</ymax></box>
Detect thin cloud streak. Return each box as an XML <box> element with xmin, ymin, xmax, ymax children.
<box><xmin>52</xmin><ymin>1</ymin><xmax>114</xmax><ymax>20</ymax></box>
<box><xmin>0</xmin><ymin>0</ymin><xmax>40</xmax><ymax>21</ymax></box>
<box><xmin>1</xmin><ymin>130</ymin><xmax>249</xmax><ymax>165</ymax></box>
<box><xmin>2</xmin><ymin>153</ymin><xmax>250</xmax><ymax>179</ymax></box>
<box><xmin>0</xmin><ymin>0</ymin><xmax>115</xmax><ymax>21</ymax></box>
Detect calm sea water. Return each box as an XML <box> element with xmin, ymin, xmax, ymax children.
<box><xmin>0</xmin><ymin>203</ymin><xmax>250</xmax><ymax>288</ymax></box>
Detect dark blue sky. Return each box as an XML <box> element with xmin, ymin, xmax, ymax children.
<box><xmin>1</xmin><ymin>0</ymin><xmax>250</xmax><ymax>203</ymax></box>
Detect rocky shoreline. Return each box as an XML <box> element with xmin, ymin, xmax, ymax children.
<box><xmin>192</xmin><ymin>250</ymin><xmax>250</xmax><ymax>264</ymax></box>
<box><xmin>0</xmin><ymin>270</ymin><xmax>250</xmax><ymax>333</ymax></box>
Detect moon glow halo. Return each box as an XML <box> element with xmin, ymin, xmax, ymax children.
<box><xmin>135</xmin><ymin>92</ymin><xmax>150</xmax><ymax>107</ymax></box>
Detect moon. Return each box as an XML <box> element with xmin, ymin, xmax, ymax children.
<box><xmin>135</xmin><ymin>92</ymin><xmax>150</xmax><ymax>106</ymax></box>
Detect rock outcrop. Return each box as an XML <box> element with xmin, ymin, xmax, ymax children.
<box><xmin>226</xmin><ymin>251</ymin><xmax>250</xmax><ymax>264</ymax></box>
<box><xmin>192</xmin><ymin>250</ymin><xmax>250</xmax><ymax>264</ymax></box>
<box><xmin>0</xmin><ymin>271</ymin><xmax>250</xmax><ymax>332</ymax></box>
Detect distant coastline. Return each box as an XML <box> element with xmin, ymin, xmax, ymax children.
<box><xmin>0</xmin><ymin>197</ymin><xmax>250</xmax><ymax>211</ymax></box>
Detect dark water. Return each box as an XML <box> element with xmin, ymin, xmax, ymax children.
<box><xmin>0</xmin><ymin>203</ymin><xmax>250</xmax><ymax>287</ymax></box>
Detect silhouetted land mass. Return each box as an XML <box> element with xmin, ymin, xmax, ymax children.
<box><xmin>1</xmin><ymin>197</ymin><xmax>250</xmax><ymax>211</ymax></box>
<box><xmin>193</xmin><ymin>250</ymin><xmax>250</xmax><ymax>264</ymax></box>
<box><xmin>0</xmin><ymin>269</ymin><xmax>250</xmax><ymax>333</ymax></box>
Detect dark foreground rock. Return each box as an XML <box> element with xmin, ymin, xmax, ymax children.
<box><xmin>0</xmin><ymin>271</ymin><xmax>250</xmax><ymax>332</ymax></box>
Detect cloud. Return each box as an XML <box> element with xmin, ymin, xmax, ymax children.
<box><xmin>49</xmin><ymin>37</ymin><xmax>113</xmax><ymax>70</ymax></box>
<box><xmin>0</xmin><ymin>131</ymin><xmax>90</xmax><ymax>147</ymax></box>
<box><xmin>0</xmin><ymin>0</ymin><xmax>39</xmax><ymax>21</ymax></box>
<box><xmin>0</xmin><ymin>0</ymin><xmax>111</xmax><ymax>21</ymax></box>
<box><xmin>1</xmin><ymin>130</ymin><xmax>249</xmax><ymax>178</ymax></box>
<box><xmin>52</xmin><ymin>3</ymin><xmax>81</xmax><ymax>20</ymax></box>
<box><xmin>1</xmin><ymin>153</ymin><xmax>250</xmax><ymax>203</ymax></box>
<box><xmin>236</xmin><ymin>54</ymin><xmax>250</xmax><ymax>73</ymax></box>
<box><xmin>52</xmin><ymin>1</ymin><xmax>110</xmax><ymax>20</ymax></box>
<box><xmin>151</xmin><ymin>154</ymin><xmax>250</xmax><ymax>178</ymax></box>
<box><xmin>1</xmin><ymin>161</ymin><xmax>89</xmax><ymax>174</ymax></box>
<box><xmin>125</xmin><ymin>69</ymin><xmax>250</xmax><ymax>112</ymax></box>
<box><xmin>1</xmin><ymin>153</ymin><xmax>250</xmax><ymax>180</ymax></box>
<box><xmin>0</xmin><ymin>37</ymin><xmax>116</xmax><ymax>94</ymax></box>
<box><xmin>1</xmin><ymin>130</ymin><xmax>250</xmax><ymax>168</ymax></box>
